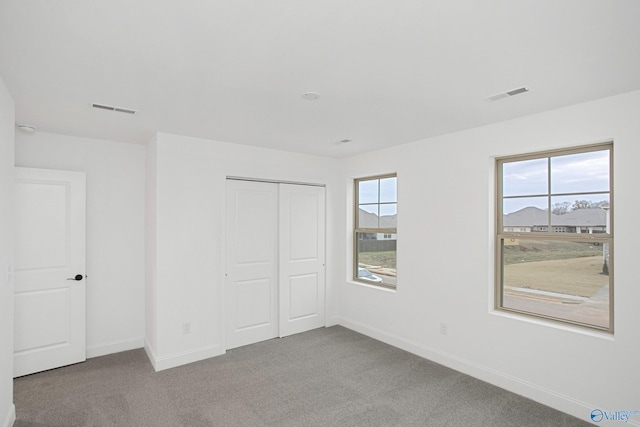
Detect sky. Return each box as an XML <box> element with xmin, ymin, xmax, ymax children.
<box><xmin>355</xmin><ymin>150</ymin><xmax>609</xmax><ymax>218</ymax></box>
<box><xmin>502</xmin><ymin>149</ymin><xmax>610</xmax><ymax>214</ymax></box>
<box><xmin>358</xmin><ymin>177</ymin><xmax>397</xmax><ymax>217</ymax></box>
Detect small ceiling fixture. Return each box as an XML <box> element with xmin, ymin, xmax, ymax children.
<box><xmin>92</xmin><ymin>103</ymin><xmax>137</xmax><ymax>114</ymax></box>
<box><xmin>16</xmin><ymin>124</ymin><xmax>36</xmax><ymax>133</ymax></box>
<box><xmin>338</xmin><ymin>139</ymin><xmax>352</xmax><ymax>144</ymax></box>
<box><xmin>302</xmin><ymin>92</ymin><xmax>320</xmax><ymax>101</ymax></box>
<box><xmin>486</xmin><ymin>86</ymin><xmax>530</xmax><ymax>101</ymax></box>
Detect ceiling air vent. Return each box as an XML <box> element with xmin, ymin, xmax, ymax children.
<box><xmin>486</xmin><ymin>86</ymin><xmax>529</xmax><ymax>101</ymax></box>
<box><xmin>92</xmin><ymin>103</ymin><xmax>137</xmax><ymax>114</ymax></box>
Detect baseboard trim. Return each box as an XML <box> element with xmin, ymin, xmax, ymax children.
<box><xmin>335</xmin><ymin>316</ymin><xmax>608</xmax><ymax>425</ymax></box>
<box><xmin>2</xmin><ymin>404</ymin><xmax>15</xmax><ymax>427</ymax></box>
<box><xmin>144</xmin><ymin>341</ymin><xmax>225</xmax><ymax>372</ymax></box>
<box><xmin>326</xmin><ymin>315</ymin><xmax>340</xmax><ymax>327</ymax></box>
<box><xmin>86</xmin><ymin>337</ymin><xmax>144</xmax><ymax>359</ymax></box>
<box><xmin>143</xmin><ymin>339</ymin><xmax>158</xmax><ymax>371</ymax></box>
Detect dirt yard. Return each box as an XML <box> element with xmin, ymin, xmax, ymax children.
<box><xmin>503</xmin><ymin>255</ymin><xmax>608</xmax><ymax>298</ymax></box>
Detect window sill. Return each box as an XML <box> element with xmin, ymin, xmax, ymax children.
<box><xmin>347</xmin><ymin>280</ymin><xmax>397</xmax><ymax>293</ymax></box>
<box><xmin>489</xmin><ymin>308</ymin><xmax>614</xmax><ymax>340</ymax></box>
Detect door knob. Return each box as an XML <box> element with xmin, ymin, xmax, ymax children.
<box><xmin>66</xmin><ymin>274</ymin><xmax>84</xmax><ymax>281</ymax></box>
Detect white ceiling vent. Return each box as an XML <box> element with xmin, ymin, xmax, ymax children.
<box><xmin>92</xmin><ymin>103</ymin><xmax>137</xmax><ymax>114</ymax></box>
<box><xmin>486</xmin><ymin>86</ymin><xmax>529</xmax><ymax>101</ymax></box>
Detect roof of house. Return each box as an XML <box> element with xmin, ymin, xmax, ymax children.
<box><xmin>359</xmin><ymin>209</ymin><xmax>397</xmax><ymax>229</ymax></box>
<box><xmin>503</xmin><ymin>207</ymin><xmax>606</xmax><ymax>227</ymax></box>
<box><xmin>559</xmin><ymin>208</ymin><xmax>607</xmax><ymax>226</ymax></box>
<box><xmin>503</xmin><ymin>207</ymin><xmax>551</xmax><ymax>227</ymax></box>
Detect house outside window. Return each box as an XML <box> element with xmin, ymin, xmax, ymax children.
<box><xmin>496</xmin><ymin>143</ymin><xmax>613</xmax><ymax>332</ymax></box>
<box><xmin>354</xmin><ymin>174</ymin><xmax>397</xmax><ymax>288</ymax></box>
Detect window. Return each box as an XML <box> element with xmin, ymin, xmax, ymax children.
<box><xmin>496</xmin><ymin>143</ymin><xmax>613</xmax><ymax>332</ymax></box>
<box><xmin>354</xmin><ymin>174</ymin><xmax>397</xmax><ymax>288</ymax></box>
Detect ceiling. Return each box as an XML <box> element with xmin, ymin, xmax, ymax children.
<box><xmin>1</xmin><ymin>1</ymin><xmax>639</xmax><ymax>158</ymax></box>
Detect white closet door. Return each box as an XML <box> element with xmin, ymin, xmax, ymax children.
<box><xmin>278</xmin><ymin>184</ymin><xmax>325</xmax><ymax>337</ymax></box>
<box><xmin>14</xmin><ymin>167</ymin><xmax>86</xmax><ymax>377</ymax></box>
<box><xmin>225</xmin><ymin>180</ymin><xmax>279</xmax><ymax>349</ymax></box>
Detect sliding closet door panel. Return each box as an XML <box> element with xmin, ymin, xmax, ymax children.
<box><xmin>279</xmin><ymin>184</ymin><xmax>326</xmax><ymax>337</ymax></box>
<box><xmin>225</xmin><ymin>180</ymin><xmax>279</xmax><ymax>349</ymax></box>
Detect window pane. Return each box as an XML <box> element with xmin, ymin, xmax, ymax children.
<box><xmin>358</xmin><ymin>180</ymin><xmax>378</xmax><ymax>204</ymax></box>
<box><xmin>358</xmin><ymin>205</ymin><xmax>379</xmax><ymax>228</ymax></box>
<box><xmin>380</xmin><ymin>203</ymin><xmax>397</xmax><ymax>228</ymax></box>
<box><xmin>501</xmin><ymin>238</ymin><xmax>610</xmax><ymax>329</ymax></box>
<box><xmin>502</xmin><ymin>158</ymin><xmax>548</xmax><ymax>197</ymax></box>
<box><xmin>551</xmin><ymin>150</ymin><xmax>609</xmax><ymax>194</ymax></box>
<box><xmin>356</xmin><ymin>232</ymin><xmax>396</xmax><ymax>288</ymax></box>
<box><xmin>550</xmin><ymin>195</ymin><xmax>610</xmax><ymax>214</ymax></box>
<box><xmin>502</xmin><ymin>197</ymin><xmax>548</xmax><ymax>232</ymax></box>
<box><xmin>550</xmin><ymin>195</ymin><xmax>610</xmax><ymax>234</ymax></box>
<box><xmin>379</xmin><ymin>177</ymin><xmax>397</xmax><ymax>203</ymax></box>
<box><xmin>503</xmin><ymin>197</ymin><xmax>548</xmax><ymax>215</ymax></box>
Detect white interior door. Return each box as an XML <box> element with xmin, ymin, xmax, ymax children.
<box><xmin>225</xmin><ymin>180</ymin><xmax>279</xmax><ymax>350</ymax></box>
<box><xmin>14</xmin><ymin>167</ymin><xmax>86</xmax><ymax>377</ymax></box>
<box><xmin>279</xmin><ymin>184</ymin><xmax>325</xmax><ymax>337</ymax></box>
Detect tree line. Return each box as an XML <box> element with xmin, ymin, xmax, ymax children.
<box><xmin>551</xmin><ymin>200</ymin><xmax>609</xmax><ymax>215</ymax></box>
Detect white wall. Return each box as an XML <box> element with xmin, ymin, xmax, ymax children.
<box><xmin>145</xmin><ymin>136</ymin><xmax>158</xmax><ymax>359</ymax></box>
<box><xmin>15</xmin><ymin>132</ymin><xmax>146</xmax><ymax>358</ymax></box>
<box><xmin>146</xmin><ymin>133</ymin><xmax>340</xmax><ymax>370</ymax></box>
<box><xmin>337</xmin><ymin>90</ymin><xmax>640</xmax><ymax>423</ymax></box>
<box><xmin>0</xmin><ymin>76</ymin><xmax>16</xmax><ymax>427</ymax></box>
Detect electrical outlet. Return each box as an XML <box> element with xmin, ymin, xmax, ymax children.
<box><xmin>183</xmin><ymin>321</ymin><xmax>191</xmax><ymax>334</ymax></box>
<box><xmin>439</xmin><ymin>322</ymin><xmax>448</xmax><ymax>336</ymax></box>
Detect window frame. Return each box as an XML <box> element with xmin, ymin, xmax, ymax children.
<box><xmin>495</xmin><ymin>142</ymin><xmax>613</xmax><ymax>333</ymax></box>
<box><xmin>354</xmin><ymin>173</ymin><xmax>397</xmax><ymax>289</ymax></box>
